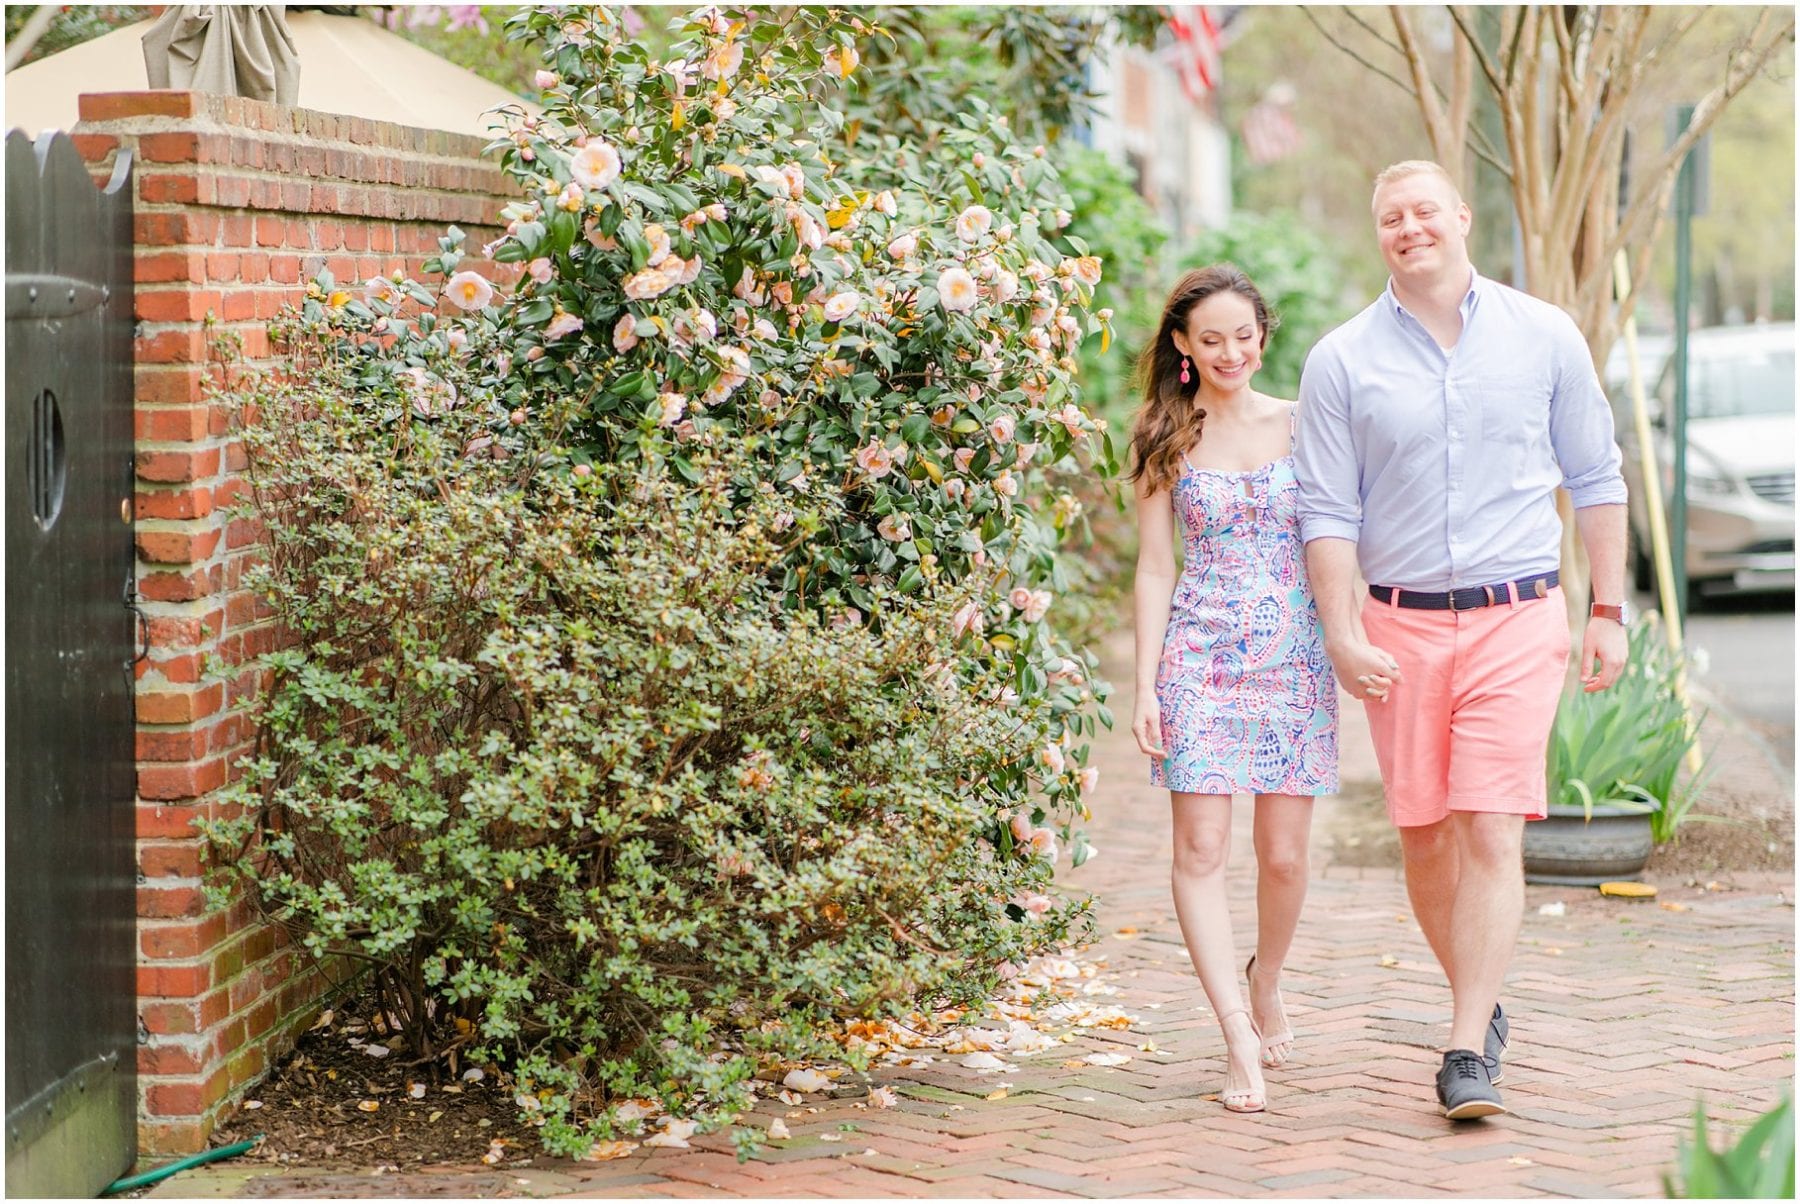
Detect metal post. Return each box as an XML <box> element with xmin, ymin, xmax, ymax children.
<box><xmin>1669</xmin><ymin>104</ymin><xmax>1696</xmax><ymax>620</ymax></box>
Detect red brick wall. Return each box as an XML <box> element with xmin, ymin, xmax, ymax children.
<box><xmin>73</xmin><ymin>90</ymin><xmax>519</xmax><ymax>1156</ymax></box>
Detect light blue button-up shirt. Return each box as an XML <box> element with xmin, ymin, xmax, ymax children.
<box><xmin>1295</xmin><ymin>272</ymin><xmax>1627</xmax><ymax>590</ymax></box>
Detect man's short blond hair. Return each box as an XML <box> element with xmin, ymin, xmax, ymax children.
<box><xmin>1370</xmin><ymin>160</ymin><xmax>1465</xmax><ymax>215</ymax></box>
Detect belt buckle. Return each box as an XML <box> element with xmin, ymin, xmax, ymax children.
<box><xmin>1448</xmin><ymin>587</ymin><xmax>1474</xmax><ymax>612</ymax></box>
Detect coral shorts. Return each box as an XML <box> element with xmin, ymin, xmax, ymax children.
<box><xmin>1361</xmin><ymin>586</ymin><xmax>1570</xmax><ymax>828</ymax></box>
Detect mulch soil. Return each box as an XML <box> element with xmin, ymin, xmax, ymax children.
<box><xmin>210</xmin><ymin>1008</ymin><xmax>545</xmax><ymax>1173</ymax></box>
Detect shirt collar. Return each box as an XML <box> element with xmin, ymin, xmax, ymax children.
<box><xmin>1385</xmin><ymin>267</ymin><xmax>1482</xmax><ymax>322</ymax></box>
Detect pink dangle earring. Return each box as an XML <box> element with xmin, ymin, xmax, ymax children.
<box><xmin>1179</xmin><ymin>356</ymin><xmax>1191</xmax><ymax>385</ymax></box>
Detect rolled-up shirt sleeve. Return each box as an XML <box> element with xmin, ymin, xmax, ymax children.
<box><xmin>1547</xmin><ymin>314</ymin><xmax>1628</xmax><ymax>508</ymax></box>
<box><xmin>1295</xmin><ymin>342</ymin><xmax>1363</xmax><ymax>544</ymax></box>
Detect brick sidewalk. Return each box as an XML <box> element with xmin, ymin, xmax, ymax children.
<box><xmin>153</xmin><ymin>631</ymin><xmax>1795</xmax><ymax>1199</ymax></box>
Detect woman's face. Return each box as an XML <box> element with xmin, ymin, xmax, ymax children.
<box><xmin>1173</xmin><ymin>290</ymin><xmax>1263</xmax><ymax>396</ymax></box>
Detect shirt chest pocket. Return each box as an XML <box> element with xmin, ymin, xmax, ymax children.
<box><xmin>1466</xmin><ymin>366</ymin><xmax>1552</xmax><ymax>449</ymax></box>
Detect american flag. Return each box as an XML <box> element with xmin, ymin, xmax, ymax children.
<box><xmin>1167</xmin><ymin>6</ymin><xmax>1223</xmax><ymax>104</ymax></box>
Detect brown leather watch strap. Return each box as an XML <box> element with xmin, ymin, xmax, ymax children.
<box><xmin>1590</xmin><ymin>603</ymin><xmax>1625</xmax><ymax>622</ymax></box>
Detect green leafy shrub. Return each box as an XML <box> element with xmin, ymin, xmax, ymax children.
<box><xmin>202</xmin><ymin>332</ymin><xmax>1095</xmax><ymax>1153</ymax></box>
<box><xmin>1547</xmin><ymin>614</ymin><xmax>1708</xmax><ymax>843</ymax></box>
<box><xmin>1666</xmin><ymin>1093</ymin><xmax>1794</xmax><ymax>1199</ymax></box>
<box><xmin>203</xmin><ymin>4</ymin><xmax>1121</xmax><ymax>1154</ymax></box>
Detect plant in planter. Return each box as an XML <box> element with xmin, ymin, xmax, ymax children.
<box><xmin>1523</xmin><ymin>615</ymin><xmax>1709</xmax><ymax>884</ymax></box>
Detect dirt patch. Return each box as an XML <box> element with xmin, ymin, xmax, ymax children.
<box><xmin>209</xmin><ymin>1004</ymin><xmax>545</xmax><ymax>1174</ymax></box>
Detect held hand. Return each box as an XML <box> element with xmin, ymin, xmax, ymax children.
<box><xmin>1328</xmin><ymin>640</ymin><xmax>1402</xmax><ymax>703</ymax></box>
<box><xmin>1580</xmin><ymin>617</ymin><xmax>1628</xmax><ymax>692</ymax></box>
<box><xmin>1133</xmin><ymin>696</ymin><xmax>1167</xmax><ymax>759</ymax></box>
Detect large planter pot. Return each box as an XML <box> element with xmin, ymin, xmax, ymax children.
<box><xmin>1521</xmin><ymin>803</ymin><xmax>1655</xmax><ymax>885</ymax></box>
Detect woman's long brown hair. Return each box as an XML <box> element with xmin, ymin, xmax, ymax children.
<box><xmin>1127</xmin><ymin>264</ymin><xmax>1276</xmax><ymax>496</ymax></box>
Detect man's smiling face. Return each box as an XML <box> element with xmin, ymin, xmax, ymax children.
<box><xmin>1373</xmin><ymin>170</ymin><xmax>1472</xmax><ymax>285</ymax></box>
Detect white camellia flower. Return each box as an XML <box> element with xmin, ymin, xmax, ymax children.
<box><xmin>443</xmin><ymin>271</ymin><xmax>493</xmax><ymax>311</ymax></box>
<box><xmin>955</xmin><ymin>204</ymin><xmax>993</xmax><ymax>244</ymax></box>
<box><xmin>613</xmin><ymin>314</ymin><xmax>639</xmax><ymax>353</ymax></box>
<box><xmin>569</xmin><ymin>141</ymin><xmax>622</xmax><ymax>191</ymax></box>
<box><xmin>937</xmin><ymin>267</ymin><xmax>978</xmax><ymax>313</ymax></box>
<box><xmin>877</xmin><ymin>513</ymin><xmax>912</xmax><ymax>542</ymax></box>
<box><xmin>822</xmin><ymin>291</ymin><xmax>859</xmax><ymax>322</ymax></box>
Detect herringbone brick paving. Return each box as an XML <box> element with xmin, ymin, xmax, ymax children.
<box><xmin>154</xmin><ymin>631</ymin><xmax>1794</xmax><ymax>1198</ymax></box>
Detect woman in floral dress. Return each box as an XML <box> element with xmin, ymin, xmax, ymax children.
<box><xmin>1129</xmin><ymin>265</ymin><xmax>1350</xmax><ymax>1114</ymax></box>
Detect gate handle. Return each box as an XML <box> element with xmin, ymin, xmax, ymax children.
<box><xmin>128</xmin><ymin>601</ymin><xmax>150</xmax><ymax>664</ymax></box>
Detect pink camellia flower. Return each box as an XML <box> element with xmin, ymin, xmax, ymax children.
<box><xmin>674</xmin><ymin>255</ymin><xmax>702</xmax><ymax>285</ymax></box>
<box><xmin>822</xmin><ymin>291</ymin><xmax>859</xmax><ymax>322</ymax></box>
<box><xmin>988</xmin><ymin>412</ymin><xmax>1016</xmax><ymax>444</ymax></box>
<box><xmin>643</xmin><ymin>223</ymin><xmax>672</xmax><ymax>266</ymax></box>
<box><xmin>545</xmin><ymin>310</ymin><xmax>584</xmax><ymax>339</ymax></box>
<box><xmin>943</xmin><ymin>478</ymin><xmax>967</xmax><ymax>504</ymax></box>
<box><xmin>666</xmin><ymin>57</ymin><xmax>698</xmax><ymax>93</ymax></box>
<box><xmin>875</xmin><ymin>190</ymin><xmax>897</xmax><ymax>216</ymax></box>
<box><xmin>493</xmin><ymin>350</ymin><xmax>512</xmax><ymax>376</ymax></box>
<box><xmin>951</xmin><ymin>600</ymin><xmax>984</xmax><ymax>639</ymax></box>
<box><xmin>557</xmin><ymin>181</ymin><xmax>585</xmax><ymax>212</ymax></box>
<box><xmin>363</xmin><ymin>275</ymin><xmax>402</xmax><ymax>305</ymax></box>
<box><xmin>955</xmin><ymin>204</ymin><xmax>993</xmax><ymax>244</ymax></box>
<box><xmin>1009</xmin><ymin>811</ymin><xmax>1034</xmax><ymax>842</ymax></box>
<box><xmin>1016</xmin><ymin>441</ymin><xmax>1040</xmax><ymax>467</ymax></box>
<box><xmin>657</xmin><ymin>391</ymin><xmax>687</xmax><ymax>427</ymax></box>
<box><xmin>1013</xmin><ymin>892</ymin><xmax>1054</xmax><ymax>918</ymax></box>
<box><xmin>752</xmin><ymin>317</ymin><xmax>777</xmax><ymax>340</ymax></box>
<box><xmin>443</xmin><ymin>271</ymin><xmax>493</xmax><ymax>311</ymax></box>
<box><xmin>854</xmin><ymin>440</ymin><xmax>895</xmax><ymax>479</ymax></box>
<box><xmin>1008</xmin><ymin>586</ymin><xmax>1033</xmax><ymax>613</ymax></box>
<box><xmin>622</xmin><ymin>267</ymin><xmax>674</xmax><ymax>300</ymax></box>
<box><xmin>1040</xmin><ymin>743</ymin><xmax>1066</xmax><ymax>775</ymax></box>
<box><xmin>1052</xmin><ymin>402</ymin><xmax>1087</xmax><ymax>437</ymax></box>
<box><xmin>671</xmin><ymin>307</ymin><xmax>716</xmax><ymax>349</ymax></box>
<box><xmin>1028</xmin><ymin>827</ymin><xmax>1059</xmax><ymax>862</ymax></box>
<box><xmin>1072</xmin><ymin>255</ymin><xmax>1103</xmax><ymax>288</ymax></box>
<box><xmin>445</xmin><ymin>327</ymin><xmax>468</xmax><ymax>354</ymax></box>
<box><xmin>569</xmin><ymin>141</ymin><xmax>621</xmax><ymax>191</ymax></box>
<box><xmin>701</xmin><ymin>40</ymin><xmax>743</xmax><ymax>80</ymax></box>
<box><xmin>534</xmin><ymin>69</ymin><xmax>561</xmax><ymax>90</ymax></box>
<box><xmin>877</xmin><ymin>513</ymin><xmax>912</xmax><ymax>543</ymax></box>
<box><xmin>613</xmin><ymin>314</ymin><xmax>640</xmax><ymax>353</ymax></box>
<box><xmin>823</xmin><ymin>44</ymin><xmax>860</xmax><ymax>77</ymax></box>
<box><xmin>952</xmin><ymin>447</ymin><xmax>976</xmax><ymax>473</ymax></box>
<box><xmin>992</xmin><ymin>270</ymin><xmax>1019</xmax><ymax>303</ymax></box>
<box><xmin>770</xmin><ymin>280</ymin><xmax>794</xmax><ymax>305</ymax></box>
<box><xmin>885</xmin><ymin>232</ymin><xmax>916</xmax><ymax>260</ymax></box>
<box><xmin>527</xmin><ymin>257</ymin><xmax>554</xmax><ymax>284</ymax></box>
<box><xmin>525</xmin><ymin>346</ymin><xmax>545</xmax><ymax>361</ymax></box>
<box><xmin>1077</xmin><ymin>766</ymin><xmax>1100</xmax><ymax>796</ymax></box>
<box><xmin>787</xmin><ymin>205</ymin><xmax>825</xmax><ymax>251</ymax></box>
<box><xmin>994</xmin><ymin>470</ymin><xmax>1019</xmax><ymax>498</ymax></box>
<box><xmin>1022</xmin><ymin>589</ymin><xmax>1052</xmax><ymax>623</ymax></box>
<box><xmin>937</xmin><ymin>266</ymin><xmax>978</xmax><ymax>313</ymax></box>
<box><xmin>585</xmin><ymin>226</ymin><xmax>619</xmax><ymax>251</ymax></box>
<box><xmin>705</xmin><ymin>202</ymin><xmax>727</xmax><ymax>222</ymax></box>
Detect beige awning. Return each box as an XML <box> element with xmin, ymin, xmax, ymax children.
<box><xmin>5</xmin><ymin>11</ymin><xmax>536</xmax><ymax>139</ymax></box>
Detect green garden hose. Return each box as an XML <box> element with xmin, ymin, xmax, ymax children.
<box><xmin>101</xmin><ymin>1137</ymin><xmax>260</xmax><ymax>1196</ymax></box>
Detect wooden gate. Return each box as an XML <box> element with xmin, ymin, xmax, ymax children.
<box><xmin>5</xmin><ymin>129</ymin><xmax>139</xmax><ymax>1198</ymax></box>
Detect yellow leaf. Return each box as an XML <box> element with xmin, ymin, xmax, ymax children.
<box><xmin>582</xmin><ymin>1139</ymin><xmax>638</xmax><ymax>1161</ymax></box>
<box><xmin>717</xmin><ymin>163</ymin><xmax>747</xmax><ymax>180</ymax></box>
<box><xmin>1660</xmin><ymin>901</ymin><xmax>1690</xmax><ymax>912</ymax></box>
<box><xmin>357</xmin><ymin>1100</ymin><xmax>380</xmax><ymax>1113</ymax></box>
<box><xmin>1100</xmin><ymin>328</ymin><xmax>1111</xmax><ymax>354</ymax></box>
<box><xmin>1114</xmin><ymin>926</ymin><xmax>1139</xmax><ymax>937</ymax></box>
<box><xmin>672</xmin><ymin>102</ymin><xmax>685</xmax><ymax>131</ymax></box>
<box><xmin>985</xmin><ymin>1088</ymin><xmax>1008</xmax><ymax>1101</ymax></box>
<box><xmin>920</xmin><ymin>458</ymin><xmax>943</xmax><ymax>484</ymax></box>
<box><xmin>327</xmin><ymin>291</ymin><xmax>351</xmax><ymax>309</ymax></box>
<box><xmin>1598</xmin><ymin>881</ymin><xmax>1658</xmax><ymax>898</ymax></box>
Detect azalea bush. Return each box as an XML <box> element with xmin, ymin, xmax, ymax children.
<box><xmin>205</xmin><ymin>3</ymin><xmax>1124</xmax><ymax>1154</ymax></box>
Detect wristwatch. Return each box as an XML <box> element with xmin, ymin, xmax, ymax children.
<box><xmin>1590</xmin><ymin>601</ymin><xmax>1629</xmax><ymax>624</ymax></box>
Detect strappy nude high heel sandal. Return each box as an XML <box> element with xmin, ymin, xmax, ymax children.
<box><xmin>1215</xmin><ymin>1008</ymin><xmax>1267</xmax><ymax>1114</ymax></box>
<box><xmin>1246</xmin><ymin>954</ymin><xmax>1295</xmax><ymax>1068</ymax></box>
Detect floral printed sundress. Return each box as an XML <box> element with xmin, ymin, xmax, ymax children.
<box><xmin>1151</xmin><ymin>409</ymin><xmax>1339</xmax><ymax>796</ymax></box>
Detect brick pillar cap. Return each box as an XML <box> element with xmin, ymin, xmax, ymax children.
<box><xmin>79</xmin><ymin>91</ymin><xmax>204</xmax><ymax>123</ymax></box>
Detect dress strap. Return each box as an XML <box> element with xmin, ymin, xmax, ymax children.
<box><xmin>1287</xmin><ymin>404</ymin><xmax>1299</xmax><ymax>452</ymax></box>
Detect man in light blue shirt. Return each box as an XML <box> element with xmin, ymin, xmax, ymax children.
<box><xmin>1296</xmin><ymin>160</ymin><xmax>1629</xmax><ymax>1121</ymax></box>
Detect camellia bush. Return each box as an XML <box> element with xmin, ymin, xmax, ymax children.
<box><xmin>203</xmin><ymin>4</ymin><xmax>1120</xmax><ymax>1154</ymax></box>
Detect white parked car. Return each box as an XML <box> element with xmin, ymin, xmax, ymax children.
<box><xmin>1613</xmin><ymin>323</ymin><xmax>1795</xmax><ymax>598</ymax></box>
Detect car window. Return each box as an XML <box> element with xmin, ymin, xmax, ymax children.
<box><xmin>1691</xmin><ymin>345</ymin><xmax>1795</xmax><ymax>419</ymax></box>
